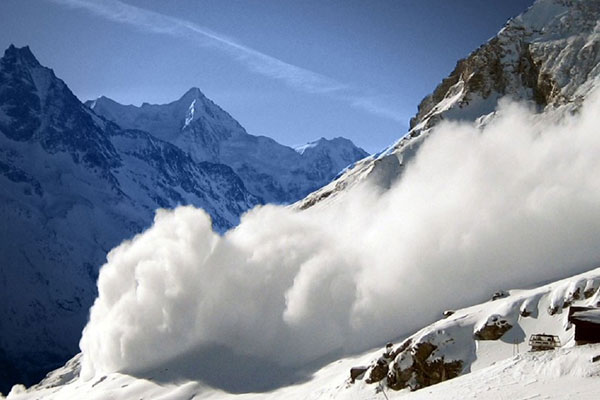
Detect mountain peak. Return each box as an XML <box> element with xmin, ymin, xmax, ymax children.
<box><xmin>86</xmin><ymin>95</ymin><xmax>119</xmax><ymax>109</ymax></box>
<box><xmin>179</xmin><ymin>87</ymin><xmax>206</xmax><ymax>102</ymax></box>
<box><xmin>294</xmin><ymin>137</ymin><xmax>368</xmax><ymax>165</ymax></box>
<box><xmin>2</xmin><ymin>44</ymin><xmax>41</xmax><ymax>67</ymax></box>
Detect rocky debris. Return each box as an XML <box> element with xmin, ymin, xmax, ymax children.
<box><xmin>474</xmin><ymin>315</ymin><xmax>513</xmax><ymax>340</ymax></box>
<box><xmin>349</xmin><ymin>366</ymin><xmax>368</xmax><ymax>383</ymax></box>
<box><xmin>386</xmin><ymin>341</ymin><xmax>463</xmax><ymax>391</ymax></box>
<box><xmin>491</xmin><ymin>291</ymin><xmax>509</xmax><ymax>301</ymax></box>
<box><xmin>356</xmin><ymin>334</ymin><xmax>463</xmax><ymax>392</ymax></box>
<box><xmin>564</xmin><ymin>288</ymin><xmax>581</xmax><ymax>308</ymax></box>
<box><xmin>348</xmin><ymin>271</ymin><xmax>600</xmax><ymax>395</ymax></box>
<box><xmin>365</xmin><ymin>343</ymin><xmax>395</xmax><ymax>383</ymax></box>
<box><xmin>584</xmin><ymin>286</ymin><xmax>598</xmax><ymax>299</ymax></box>
<box><xmin>548</xmin><ymin>305</ymin><xmax>561</xmax><ymax>316</ymax></box>
<box><xmin>297</xmin><ymin>180</ymin><xmax>347</xmax><ymax>210</ymax></box>
<box><xmin>549</xmin><ymin>296</ymin><xmax>566</xmax><ymax>315</ymax></box>
<box><xmin>365</xmin><ymin>359</ymin><xmax>389</xmax><ymax>384</ymax></box>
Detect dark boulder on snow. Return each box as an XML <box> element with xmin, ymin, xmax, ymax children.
<box><xmin>473</xmin><ymin>315</ymin><xmax>512</xmax><ymax>340</ymax></box>
<box><xmin>386</xmin><ymin>341</ymin><xmax>463</xmax><ymax>391</ymax></box>
<box><xmin>365</xmin><ymin>359</ymin><xmax>389</xmax><ymax>383</ymax></box>
<box><xmin>349</xmin><ymin>366</ymin><xmax>368</xmax><ymax>383</ymax></box>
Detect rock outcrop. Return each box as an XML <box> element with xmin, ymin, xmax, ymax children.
<box><xmin>298</xmin><ymin>0</ymin><xmax>600</xmax><ymax>211</ymax></box>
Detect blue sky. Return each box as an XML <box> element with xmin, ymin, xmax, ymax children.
<box><xmin>0</xmin><ymin>0</ymin><xmax>534</xmax><ymax>153</ymax></box>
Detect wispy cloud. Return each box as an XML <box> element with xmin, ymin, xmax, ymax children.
<box><xmin>48</xmin><ymin>0</ymin><xmax>403</xmax><ymax>121</ymax></box>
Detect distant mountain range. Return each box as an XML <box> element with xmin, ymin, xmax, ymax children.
<box><xmin>86</xmin><ymin>89</ymin><xmax>368</xmax><ymax>204</ymax></box>
<box><xmin>0</xmin><ymin>44</ymin><xmax>367</xmax><ymax>392</ymax></box>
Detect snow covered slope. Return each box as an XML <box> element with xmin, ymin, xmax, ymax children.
<box><xmin>5</xmin><ymin>0</ymin><xmax>600</xmax><ymax>398</ymax></box>
<box><xmin>299</xmin><ymin>0</ymin><xmax>600</xmax><ymax>210</ymax></box>
<box><xmin>8</xmin><ymin>267</ymin><xmax>600</xmax><ymax>400</ymax></box>
<box><xmin>87</xmin><ymin>92</ymin><xmax>368</xmax><ymax>203</ymax></box>
<box><xmin>0</xmin><ymin>44</ymin><xmax>261</xmax><ymax>391</ymax></box>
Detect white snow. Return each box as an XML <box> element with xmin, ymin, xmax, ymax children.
<box><xmin>9</xmin><ymin>267</ymin><xmax>600</xmax><ymax>400</ymax></box>
<box><xmin>184</xmin><ymin>99</ymin><xmax>197</xmax><ymax>128</ymax></box>
<box><xmin>301</xmin><ymin>0</ymin><xmax>600</xmax><ymax>210</ymax></box>
<box><xmin>6</xmin><ymin>1</ymin><xmax>600</xmax><ymax>398</ymax></box>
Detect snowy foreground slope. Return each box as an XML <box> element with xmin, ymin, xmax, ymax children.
<box><xmin>7</xmin><ymin>268</ymin><xmax>600</xmax><ymax>399</ymax></box>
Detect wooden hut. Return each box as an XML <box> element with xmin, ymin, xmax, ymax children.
<box><xmin>568</xmin><ymin>306</ymin><xmax>600</xmax><ymax>345</ymax></box>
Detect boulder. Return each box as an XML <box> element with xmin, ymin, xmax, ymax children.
<box><xmin>474</xmin><ymin>315</ymin><xmax>512</xmax><ymax>340</ymax></box>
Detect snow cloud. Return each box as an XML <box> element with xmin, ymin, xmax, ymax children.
<box><xmin>80</xmin><ymin>89</ymin><xmax>600</xmax><ymax>384</ymax></box>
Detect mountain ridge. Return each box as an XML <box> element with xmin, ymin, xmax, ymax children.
<box><xmin>5</xmin><ymin>0</ymin><xmax>600</xmax><ymax>397</ymax></box>
<box><xmin>0</xmin><ymin>45</ymin><xmax>366</xmax><ymax>393</ymax></box>
<box><xmin>87</xmin><ymin>90</ymin><xmax>369</xmax><ymax>203</ymax></box>
<box><xmin>298</xmin><ymin>0</ymin><xmax>600</xmax><ymax>210</ymax></box>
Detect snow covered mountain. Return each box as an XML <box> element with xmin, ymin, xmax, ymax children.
<box><xmin>299</xmin><ymin>0</ymin><xmax>600</xmax><ymax>210</ymax></box>
<box><xmin>86</xmin><ymin>91</ymin><xmax>368</xmax><ymax>204</ymax></box>
<box><xmin>0</xmin><ymin>40</ymin><xmax>368</xmax><ymax>391</ymax></box>
<box><xmin>0</xmin><ymin>44</ymin><xmax>265</xmax><ymax>392</ymax></box>
<box><xmin>5</xmin><ymin>0</ymin><xmax>600</xmax><ymax>398</ymax></box>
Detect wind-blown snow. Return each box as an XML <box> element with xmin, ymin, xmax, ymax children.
<box><xmin>79</xmin><ymin>88</ymin><xmax>600</xmax><ymax>381</ymax></box>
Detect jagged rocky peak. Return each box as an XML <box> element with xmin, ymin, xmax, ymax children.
<box><xmin>0</xmin><ymin>45</ymin><xmax>119</xmax><ymax>170</ymax></box>
<box><xmin>139</xmin><ymin>86</ymin><xmax>208</xmax><ymax>116</ymax></box>
<box><xmin>2</xmin><ymin>44</ymin><xmax>41</xmax><ymax>67</ymax></box>
<box><xmin>178</xmin><ymin>86</ymin><xmax>206</xmax><ymax>102</ymax></box>
<box><xmin>296</xmin><ymin>136</ymin><xmax>361</xmax><ymax>153</ymax></box>
<box><xmin>298</xmin><ymin>0</ymin><xmax>600</xmax><ymax>210</ymax></box>
<box><xmin>0</xmin><ymin>45</ymin><xmax>264</xmax><ymax>392</ymax></box>
<box><xmin>410</xmin><ymin>0</ymin><xmax>600</xmax><ymax>131</ymax></box>
<box><xmin>86</xmin><ymin>86</ymin><xmax>247</xmax><ymax>146</ymax></box>
<box><xmin>88</xmin><ymin>88</ymin><xmax>369</xmax><ymax>203</ymax></box>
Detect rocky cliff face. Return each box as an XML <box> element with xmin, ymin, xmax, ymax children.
<box><xmin>410</xmin><ymin>0</ymin><xmax>600</xmax><ymax>129</ymax></box>
<box><xmin>298</xmin><ymin>0</ymin><xmax>600</xmax><ymax>210</ymax></box>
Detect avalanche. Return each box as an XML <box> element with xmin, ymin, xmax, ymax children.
<box><xmin>10</xmin><ymin>83</ymin><xmax>599</xmax><ymax>399</ymax></box>
<box><xmin>5</xmin><ymin>0</ymin><xmax>600</xmax><ymax>398</ymax></box>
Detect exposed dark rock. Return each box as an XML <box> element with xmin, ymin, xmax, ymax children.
<box><xmin>386</xmin><ymin>342</ymin><xmax>463</xmax><ymax>391</ymax></box>
<box><xmin>366</xmin><ymin>359</ymin><xmax>389</xmax><ymax>384</ymax></box>
<box><xmin>491</xmin><ymin>291</ymin><xmax>509</xmax><ymax>301</ymax></box>
<box><xmin>349</xmin><ymin>366</ymin><xmax>368</xmax><ymax>383</ymax></box>
<box><xmin>548</xmin><ymin>305</ymin><xmax>561</xmax><ymax>316</ymax></box>
<box><xmin>473</xmin><ymin>316</ymin><xmax>513</xmax><ymax>340</ymax></box>
<box><xmin>584</xmin><ymin>287</ymin><xmax>598</xmax><ymax>299</ymax></box>
<box><xmin>354</xmin><ymin>336</ymin><xmax>464</xmax><ymax>393</ymax></box>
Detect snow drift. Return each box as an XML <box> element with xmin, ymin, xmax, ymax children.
<box><xmin>80</xmin><ymin>88</ymin><xmax>600</xmax><ymax>382</ymax></box>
